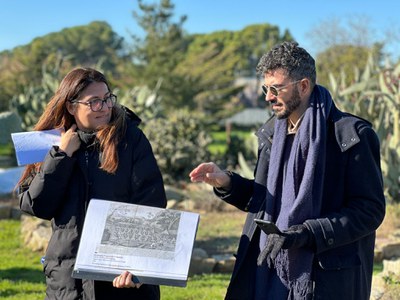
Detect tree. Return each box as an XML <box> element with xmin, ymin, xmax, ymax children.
<box><xmin>175</xmin><ymin>24</ymin><xmax>293</xmax><ymax>117</ymax></box>
<box><xmin>316</xmin><ymin>43</ymin><xmax>383</xmax><ymax>86</ymax></box>
<box><xmin>129</xmin><ymin>0</ymin><xmax>190</xmax><ymax>112</ymax></box>
<box><xmin>307</xmin><ymin>15</ymin><xmax>388</xmax><ymax>86</ymax></box>
<box><xmin>0</xmin><ymin>22</ymin><xmax>125</xmax><ymax>110</ymax></box>
<box><xmin>307</xmin><ymin>15</ymin><xmax>377</xmax><ymax>54</ymax></box>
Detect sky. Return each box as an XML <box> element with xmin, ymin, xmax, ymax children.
<box><xmin>1</xmin><ymin>0</ymin><xmax>400</xmax><ymax>58</ymax></box>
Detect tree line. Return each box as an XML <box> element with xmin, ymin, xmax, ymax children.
<box><xmin>1</xmin><ymin>0</ymin><xmax>398</xmax><ymax>202</ymax></box>
<box><xmin>0</xmin><ymin>0</ymin><xmax>292</xmax><ymax>116</ymax></box>
<box><xmin>1</xmin><ymin>0</ymin><xmax>388</xmax><ymax>116</ymax></box>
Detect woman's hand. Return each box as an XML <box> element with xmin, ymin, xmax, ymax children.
<box><xmin>59</xmin><ymin>124</ymin><xmax>80</xmax><ymax>157</ymax></box>
<box><xmin>112</xmin><ymin>271</ymin><xmax>142</xmax><ymax>289</ymax></box>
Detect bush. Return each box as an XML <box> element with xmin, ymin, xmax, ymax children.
<box><xmin>143</xmin><ymin>109</ymin><xmax>212</xmax><ymax>184</ymax></box>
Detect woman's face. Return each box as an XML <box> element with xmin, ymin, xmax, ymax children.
<box><xmin>67</xmin><ymin>82</ymin><xmax>113</xmax><ymax>131</ymax></box>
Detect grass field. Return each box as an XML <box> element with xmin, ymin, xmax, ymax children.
<box><xmin>208</xmin><ymin>129</ymin><xmax>250</xmax><ymax>155</ymax></box>
<box><xmin>0</xmin><ymin>211</ymin><xmax>246</xmax><ymax>300</ymax></box>
<box><xmin>0</xmin><ymin>144</ymin><xmax>14</xmax><ymax>156</ymax></box>
<box><xmin>0</xmin><ymin>220</ymin><xmax>45</xmax><ymax>300</ymax></box>
<box><xmin>1</xmin><ymin>203</ymin><xmax>399</xmax><ymax>299</ymax></box>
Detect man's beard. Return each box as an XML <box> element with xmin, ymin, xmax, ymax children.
<box><xmin>275</xmin><ymin>87</ymin><xmax>301</xmax><ymax>119</ymax></box>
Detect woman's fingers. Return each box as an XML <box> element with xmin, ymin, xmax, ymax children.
<box><xmin>59</xmin><ymin>124</ymin><xmax>80</xmax><ymax>156</ymax></box>
<box><xmin>112</xmin><ymin>271</ymin><xmax>142</xmax><ymax>288</ymax></box>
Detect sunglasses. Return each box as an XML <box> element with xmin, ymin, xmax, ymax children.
<box><xmin>261</xmin><ymin>80</ymin><xmax>302</xmax><ymax>97</ymax></box>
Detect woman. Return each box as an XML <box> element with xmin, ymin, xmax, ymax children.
<box><xmin>18</xmin><ymin>67</ymin><xmax>167</xmax><ymax>299</ymax></box>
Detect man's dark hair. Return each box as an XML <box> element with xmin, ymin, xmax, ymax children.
<box><xmin>256</xmin><ymin>41</ymin><xmax>316</xmax><ymax>86</ymax></box>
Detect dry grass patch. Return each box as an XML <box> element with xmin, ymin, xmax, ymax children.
<box><xmin>376</xmin><ymin>203</ymin><xmax>400</xmax><ymax>240</ymax></box>
<box><xmin>195</xmin><ymin>211</ymin><xmax>246</xmax><ymax>257</ymax></box>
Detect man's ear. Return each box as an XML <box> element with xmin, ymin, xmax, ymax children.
<box><xmin>299</xmin><ymin>78</ymin><xmax>311</xmax><ymax>97</ymax></box>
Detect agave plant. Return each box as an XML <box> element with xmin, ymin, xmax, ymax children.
<box><xmin>237</xmin><ymin>54</ymin><xmax>400</xmax><ymax>202</ymax></box>
<box><xmin>117</xmin><ymin>78</ymin><xmax>164</xmax><ymax>123</ymax></box>
<box><xmin>329</xmin><ymin>55</ymin><xmax>400</xmax><ymax>203</ymax></box>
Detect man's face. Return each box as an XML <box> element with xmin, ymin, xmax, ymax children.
<box><xmin>262</xmin><ymin>69</ymin><xmax>302</xmax><ymax>120</ymax></box>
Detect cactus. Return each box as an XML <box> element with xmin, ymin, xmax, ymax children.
<box><xmin>235</xmin><ymin>131</ymin><xmax>258</xmax><ymax>178</ymax></box>
<box><xmin>329</xmin><ymin>54</ymin><xmax>400</xmax><ymax>203</ymax></box>
<box><xmin>117</xmin><ymin>78</ymin><xmax>164</xmax><ymax>122</ymax></box>
<box><xmin>118</xmin><ymin>78</ymin><xmax>211</xmax><ymax>185</ymax></box>
<box><xmin>9</xmin><ymin>60</ymin><xmax>62</xmax><ymax>130</ymax></box>
<box><xmin>236</xmin><ymin>54</ymin><xmax>400</xmax><ymax>202</ymax></box>
<box><xmin>10</xmin><ymin>85</ymin><xmax>49</xmax><ymax>130</ymax></box>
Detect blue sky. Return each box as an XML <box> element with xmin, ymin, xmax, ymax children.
<box><xmin>1</xmin><ymin>0</ymin><xmax>400</xmax><ymax>58</ymax></box>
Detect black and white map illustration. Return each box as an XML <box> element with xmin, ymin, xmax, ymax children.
<box><xmin>73</xmin><ymin>199</ymin><xmax>199</xmax><ymax>286</ymax></box>
<box><xmin>97</xmin><ymin>202</ymin><xmax>181</xmax><ymax>260</ymax></box>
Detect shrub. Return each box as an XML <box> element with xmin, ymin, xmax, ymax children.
<box><xmin>143</xmin><ymin>109</ymin><xmax>212</xmax><ymax>184</ymax></box>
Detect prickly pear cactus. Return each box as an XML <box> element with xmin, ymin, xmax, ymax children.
<box><xmin>9</xmin><ymin>63</ymin><xmax>60</xmax><ymax>130</ymax></box>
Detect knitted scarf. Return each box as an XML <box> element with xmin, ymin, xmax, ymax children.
<box><xmin>262</xmin><ymin>85</ymin><xmax>332</xmax><ymax>298</ymax></box>
<box><xmin>77</xmin><ymin>129</ymin><xmax>97</xmax><ymax>146</ymax></box>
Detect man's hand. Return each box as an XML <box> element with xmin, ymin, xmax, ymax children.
<box><xmin>257</xmin><ymin>224</ymin><xmax>313</xmax><ymax>268</ymax></box>
<box><xmin>112</xmin><ymin>271</ymin><xmax>142</xmax><ymax>289</ymax></box>
<box><xmin>189</xmin><ymin>162</ymin><xmax>231</xmax><ymax>189</ymax></box>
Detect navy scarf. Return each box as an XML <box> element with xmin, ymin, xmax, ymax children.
<box><xmin>261</xmin><ymin>85</ymin><xmax>333</xmax><ymax>298</ymax></box>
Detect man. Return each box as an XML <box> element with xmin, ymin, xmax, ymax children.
<box><xmin>189</xmin><ymin>41</ymin><xmax>385</xmax><ymax>300</ymax></box>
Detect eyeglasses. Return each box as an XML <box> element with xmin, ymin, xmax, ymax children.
<box><xmin>69</xmin><ymin>94</ymin><xmax>117</xmax><ymax>112</ymax></box>
<box><xmin>261</xmin><ymin>80</ymin><xmax>302</xmax><ymax>97</ymax></box>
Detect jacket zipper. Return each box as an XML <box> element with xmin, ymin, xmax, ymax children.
<box><xmin>85</xmin><ymin>150</ymin><xmax>89</xmax><ymax>167</ymax></box>
<box><xmin>84</xmin><ymin>150</ymin><xmax>89</xmax><ymax>213</ymax></box>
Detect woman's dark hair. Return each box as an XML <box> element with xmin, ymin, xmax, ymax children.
<box><xmin>18</xmin><ymin>67</ymin><xmax>126</xmax><ymax>186</ymax></box>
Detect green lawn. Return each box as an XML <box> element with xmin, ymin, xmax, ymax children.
<box><xmin>0</xmin><ymin>220</ymin><xmax>45</xmax><ymax>300</ymax></box>
<box><xmin>0</xmin><ymin>219</ymin><xmax>231</xmax><ymax>300</ymax></box>
<box><xmin>1</xmin><ymin>205</ymin><xmax>397</xmax><ymax>299</ymax></box>
<box><xmin>0</xmin><ymin>144</ymin><xmax>14</xmax><ymax>156</ymax></box>
<box><xmin>161</xmin><ymin>274</ymin><xmax>230</xmax><ymax>300</ymax></box>
<box><xmin>209</xmin><ymin>129</ymin><xmax>250</xmax><ymax>155</ymax></box>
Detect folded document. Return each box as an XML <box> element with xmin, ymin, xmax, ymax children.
<box><xmin>11</xmin><ymin>129</ymin><xmax>61</xmax><ymax>166</ymax></box>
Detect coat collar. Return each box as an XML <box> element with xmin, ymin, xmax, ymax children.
<box><xmin>256</xmin><ymin>102</ymin><xmax>371</xmax><ymax>152</ymax></box>
<box><xmin>255</xmin><ymin>114</ymin><xmax>275</xmax><ymax>144</ymax></box>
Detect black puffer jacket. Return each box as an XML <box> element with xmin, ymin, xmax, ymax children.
<box><xmin>19</xmin><ymin>109</ymin><xmax>166</xmax><ymax>300</ymax></box>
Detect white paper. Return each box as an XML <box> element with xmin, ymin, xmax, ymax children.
<box><xmin>11</xmin><ymin>129</ymin><xmax>61</xmax><ymax>166</ymax></box>
<box><xmin>73</xmin><ymin>199</ymin><xmax>200</xmax><ymax>287</ymax></box>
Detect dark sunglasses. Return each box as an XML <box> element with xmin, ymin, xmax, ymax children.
<box><xmin>261</xmin><ymin>80</ymin><xmax>302</xmax><ymax>97</ymax></box>
<box><xmin>69</xmin><ymin>94</ymin><xmax>117</xmax><ymax>112</ymax></box>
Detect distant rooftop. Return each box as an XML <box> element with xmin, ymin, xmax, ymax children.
<box><xmin>224</xmin><ymin>108</ymin><xmax>271</xmax><ymax>126</ymax></box>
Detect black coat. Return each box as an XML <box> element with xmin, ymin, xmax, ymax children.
<box><xmin>216</xmin><ymin>102</ymin><xmax>385</xmax><ymax>300</ymax></box>
<box><xmin>19</xmin><ymin>111</ymin><xmax>167</xmax><ymax>300</ymax></box>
